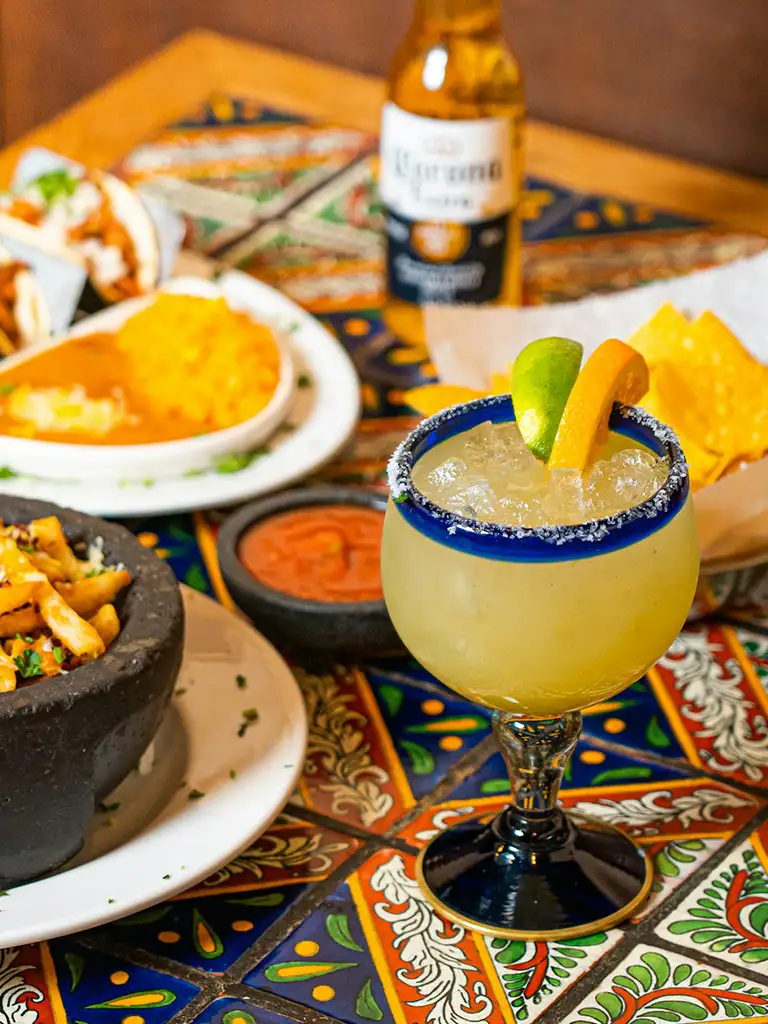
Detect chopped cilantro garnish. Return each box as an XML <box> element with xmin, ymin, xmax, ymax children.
<box><xmin>213</xmin><ymin>450</ymin><xmax>267</xmax><ymax>474</ymax></box>
<box><xmin>238</xmin><ymin>707</ymin><xmax>260</xmax><ymax>737</ymax></box>
<box><xmin>84</xmin><ymin>568</ymin><xmax>107</xmax><ymax>578</ymax></box>
<box><xmin>98</xmin><ymin>801</ymin><xmax>120</xmax><ymax>814</ymax></box>
<box><xmin>108</xmin><ymin>898</ymin><xmax>115</xmax><ymax>904</ymax></box>
<box><xmin>297</xmin><ymin>373</ymin><xmax>311</xmax><ymax>388</ymax></box>
<box><xmin>0</xmin><ymin>468</ymin><xmax>17</xmax><ymax>480</ymax></box>
<box><xmin>229</xmin><ymin>769</ymin><xmax>237</xmax><ymax>780</ymax></box>
<box><xmin>188</xmin><ymin>789</ymin><xmax>205</xmax><ymax>800</ymax></box>
<box><xmin>53</xmin><ymin>646</ymin><xmax>65</xmax><ymax>665</ymax></box>
<box><xmin>235</xmin><ymin>674</ymin><xmax>247</xmax><ymax>689</ymax></box>
<box><xmin>13</xmin><ymin>649</ymin><xmax>42</xmax><ymax>678</ymax></box>
<box><xmin>34</xmin><ymin>169</ymin><xmax>78</xmax><ymax>205</ymax></box>
<box><xmin>162</xmin><ymin>873</ymin><xmax>171</xmax><ymax>880</ymax></box>
<box><xmin>0</xmin><ymin>384</ymin><xmax>16</xmax><ymax>397</ymax></box>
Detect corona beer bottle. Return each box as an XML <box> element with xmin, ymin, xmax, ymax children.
<box><xmin>380</xmin><ymin>0</ymin><xmax>525</xmax><ymax>345</ymax></box>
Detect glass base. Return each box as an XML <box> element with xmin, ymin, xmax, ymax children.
<box><xmin>415</xmin><ymin>807</ymin><xmax>652</xmax><ymax>940</ymax></box>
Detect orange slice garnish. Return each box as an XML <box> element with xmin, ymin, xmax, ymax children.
<box><xmin>548</xmin><ymin>338</ymin><xmax>649</xmax><ymax>472</ymax></box>
<box><xmin>403</xmin><ymin>384</ymin><xmax>483</xmax><ymax>418</ymax></box>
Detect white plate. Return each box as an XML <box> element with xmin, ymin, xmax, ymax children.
<box><xmin>0</xmin><ymin>271</ymin><xmax>361</xmax><ymax>515</ymax></box>
<box><xmin>0</xmin><ymin>276</ymin><xmax>297</xmax><ymax>482</ymax></box>
<box><xmin>0</xmin><ymin>586</ymin><xmax>307</xmax><ymax>949</ymax></box>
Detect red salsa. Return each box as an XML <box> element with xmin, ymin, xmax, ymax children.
<box><xmin>238</xmin><ymin>505</ymin><xmax>385</xmax><ymax>603</ymax></box>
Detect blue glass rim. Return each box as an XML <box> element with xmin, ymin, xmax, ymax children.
<box><xmin>387</xmin><ymin>395</ymin><xmax>690</xmax><ymax>562</ymax></box>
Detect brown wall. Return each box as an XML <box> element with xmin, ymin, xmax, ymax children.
<box><xmin>2</xmin><ymin>0</ymin><xmax>768</xmax><ymax>176</ymax></box>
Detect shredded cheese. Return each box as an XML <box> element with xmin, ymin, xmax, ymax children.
<box><xmin>115</xmin><ymin>294</ymin><xmax>282</xmax><ymax>432</ymax></box>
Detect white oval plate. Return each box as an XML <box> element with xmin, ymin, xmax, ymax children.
<box><xmin>0</xmin><ymin>586</ymin><xmax>307</xmax><ymax>949</ymax></box>
<box><xmin>0</xmin><ymin>271</ymin><xmax>360</xmax><ymax>515</ymax></box>
<box><xmin>0</xmin><ymin>276</ymin><xmax>297</xmax><ymax>482</ymax></box>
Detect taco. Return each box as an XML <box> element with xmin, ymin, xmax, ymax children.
<box><xmin>0</xmin><ymin>167</ymin><xmax>160</xmax><ymax>303</ymax></box>
<box><xmin>0</xmin><ymin>245</ymin><xmax>51</xmax><ymax>356</ymax></box>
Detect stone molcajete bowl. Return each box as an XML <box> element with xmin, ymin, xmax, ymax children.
<box><xmin>0</xmin><ymin>496</ymin><xmax>184</xmax><ymax>888</ymax></box>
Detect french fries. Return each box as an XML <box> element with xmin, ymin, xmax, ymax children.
<box><xmin>0</xmin><ymin>582</ymin><xmax>39</xmax><ymax>616</ymax></box>
<box><xmin>0</xmin><ymin>518</ymin><xmax>131</xmax><ymax>691</ymax></box>
<box><xmin>55</xmin><ymin>570</ymin><xmax>131</xmax><ymax>619</ymax></box>
<box><xmin>90</xmin><ymin>604</ymin><xmax>120</xmax><ymax>646</ymax></box>
<box><xmin>0</xmin><ymin>606</ymin><xmax>44</xmax><ymax>636</ymax></box>
<box><xmin>30</xmin><ymin>517</ymin><xmax>88</xmax><ymax>580</ymax></box>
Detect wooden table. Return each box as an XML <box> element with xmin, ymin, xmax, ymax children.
<box><xmin>2</xmin><ymin>29</ymin><xmax>768</xmax><ymax>234</ymax></box>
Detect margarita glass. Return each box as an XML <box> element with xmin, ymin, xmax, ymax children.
<box><xmin>382</xmin><ymin>395</ymin><xmax>699</xmax><ymax>939</ymax></box>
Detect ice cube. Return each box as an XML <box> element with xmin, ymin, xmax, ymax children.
<box><xmin>543</xmin><ymin>468</ymin><xmax>587</xmax><ymax>525</ymax></box>
<box><xmin>586</xmin><ymin>449</ymin><xmax>667</xmax><ymax>516</ymax></box>
<box><xmin>445</xmin><ymin>479</ymin><xmax>499</xmax><ymax>519</ymax></box>
<box><xmin>427</xmin><ymin>457</ymin><xmax>468</xmax><ymax>492</ymax></box>
<box><xmin>465</xmin><ymin>420</ymin><xmax>547</xmax><ymax>493</ymax></box>
<box><xmin>499</xmin><ymin>493</ymin><xmax>545</xmax><ymax>527</ymax></box>
<box><xmin>610</xmin><ymin>449</ymin><xmax>663</xmax><ymax>505</ymax></box>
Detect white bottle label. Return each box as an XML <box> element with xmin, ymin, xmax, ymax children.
<box><xmin>380</xmin><ymin>102</ymin><xmax>518</xmax><ymax>304</ymax></box>
<box><xmin>380</xmin><ymin>102</ymin><xmax>516</xmax><ymax>224</ymax></box>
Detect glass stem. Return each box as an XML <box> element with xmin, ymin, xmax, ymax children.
<box><xmin>493</xmin><ymin>711</ymin><xmax>581</xmax><ymax>818</ymax></box>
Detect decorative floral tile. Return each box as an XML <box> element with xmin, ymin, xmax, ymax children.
<box><xmin>26</xmin><ymin>939</ymin><xmax>200</xmax><ymax>1022</ymax></box>
<box><xmin>245</xmin><ymin>814</ymin><xmax>768</xmax><ymax>1024</ymax></box>
<box><xmin>523</xmin><ymin>230</ymin><xmax>767</xmax><ymax>305</ymax></box>
<box><xmin>127</xmin><ymin>515</ymin><xmax>213</xmax><ymax>595</ymax></box>
<box><xmin>657</xmin><ymin>820</ymin><xmax>768</xmax><ymax>969</ymax></box>
<box><xmin>168</xmin><ymin>94</ymin><xmax>310</xmax><ymax>130</ymax></box>
<box><xmin>735</xmin><ymin>626</ymin><xmax>768</xmax><ymax>684</ymax></box>
<box><xmin>543</xmin><ymin>194</ymin><xmax>703</xmax><ymax>240</ymax></box>
<box><xmin>98</xmin><ymin>816</ymin><xmax>360</xmax><ymax>972</ymax></box>
<box><xmin>399</xmin><ymin>776</ymin><xmax>763</xmax><ymax>926</ymax></box>
<box><xmin>650</xmin><ymin>623</ymin><xmax>768</xmax><ymax>787</ymax></box>
<box><xmin>450</xmin><ymin>736</ymin><xmax>689</xmax><ymax>801</ymax></box>
<box><xmin>365</xmin><ymin>670</ymin><xmax>491</xmax><ymax>798</ymax></box>
<box><xmin>580</xmin><ymin>675</ymin><xmax>688</xmax><ymax>760</ymax></box>
<box><xmin>484</xmin><ymin>930</ymin><xmax>622</xmax><ymax>1023</ymax></box>
<box><xmin>248</xmin><ymin>846</ymin><xmax>537</xmax><ymax>1024</ymax></box>
<box><xmin>319</xmin><ymin>311</ymin><xmax>434</xmax><ymax>419</ymax></box>
<box><xmin>193</xmin><ymin>997</ymin><xmax>300</xmax><ymax>1024</ymax></box>
<box><xmin>319</xmin><ymin>415</ymin><xmax>417</xmax><ymax>487</ymax></box>
<box><xmin>295</xmin><ymin>665</ymin><xmax>491</xmax><ymax>832</ymax></box>
<box><xmin>294</xmin><ymin>665</ymin><xmax>413</xmax><ymax>832</ymax></box>
<box><xmin>404</xmin><ymin>775</ymin><xmax>761</xmax><ymax>849</ymax></box>
<box><xmin>246</xmin><ymin>880</ymin><xmax>394</xmax><ymax>1024</ymax></box>
<box><xmin>562</xmin><ymin>942</ymin><xmax>768</xmax><ymax>1024</ymax></box>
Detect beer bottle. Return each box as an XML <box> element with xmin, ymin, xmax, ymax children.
<box><xmin>380</xmin><ymin>0</ymin><xmax>525</xmax><ymax>345</ymax></box>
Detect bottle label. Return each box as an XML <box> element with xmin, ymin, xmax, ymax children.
<box><xmin>379</xmin><ymin>102</ymin><xmax>517</xmax><ymax>305</ymax></box>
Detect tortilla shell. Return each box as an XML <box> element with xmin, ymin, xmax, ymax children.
<box><xmin>13</xmin><ymin>266</ymin><xmax>52</xmax><ymax>347</ymax></box>
<box><xmin>0</xmin><ymin>244</ymin><xmax>51</xmax><ymax>350</ymax></box>
<box><xmin>94</xmin><ymin>170</ymin><xmax>160</xmax><ymax>301</ymax></box>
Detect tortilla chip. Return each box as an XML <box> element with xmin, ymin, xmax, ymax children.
<box><xmin>628</xmin><ymin>303</ymin><xmax>691</xmax><ymax>367</ymax></box>
<box><xmin>632</xmin><ymin>305</ymin><xmax>768</xmax><ymax>490</ymax></box>
<box><xmin>402</xmin><ymin>384</ymin><xmax>483</xmax><ymax>418</ymax></box>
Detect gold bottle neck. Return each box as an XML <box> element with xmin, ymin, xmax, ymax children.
<box><xmin>413</xmin><ymin>0</ymin><xmax>502</xmax><ymax>34</ymax></box>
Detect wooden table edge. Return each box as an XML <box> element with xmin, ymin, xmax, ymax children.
<box><xmin>1</xmin><ymin>28</ymin><xmax>767</xmax><ymax>234</ymax></box>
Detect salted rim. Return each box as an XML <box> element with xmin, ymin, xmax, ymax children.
<box><xmin>387</xmin><ymin>395</ymin><xmax>689</xmax><ymax>548</ymax></box>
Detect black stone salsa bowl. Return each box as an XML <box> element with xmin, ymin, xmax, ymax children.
<box><xmin>0</xmin><ymin>496</ymin><xmax>184</xmax><ymax>888</ymax></box>
<box><xmin>217</xmin><ymin>487</ymin><xmax>402</xmax><ymax>661</ymax></box>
